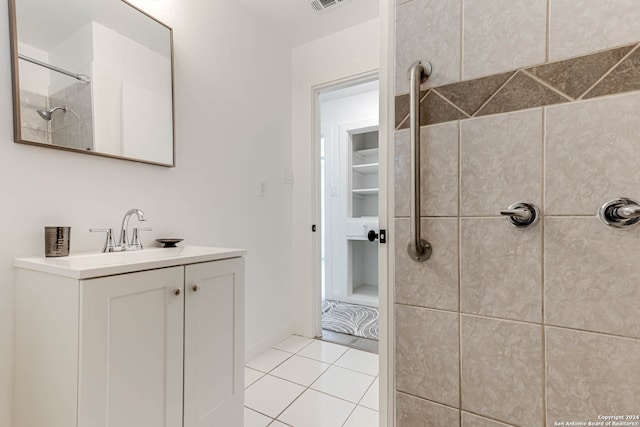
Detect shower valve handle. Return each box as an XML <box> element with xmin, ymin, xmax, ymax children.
<box><xmin>500</xmin><ymin>203</ymin><xmax>540</xmax><ymax>228</ymax></box>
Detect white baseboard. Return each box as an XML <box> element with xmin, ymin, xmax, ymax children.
<box><xmin>245</xmin><ymin>325</ymin><xmax>294</xmax><ymax>362</ymax></box>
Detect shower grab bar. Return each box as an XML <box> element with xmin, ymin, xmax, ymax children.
<box><xmin>18</xmin><ymin>54</ymin><xmax>91</xmax><ymax>84</ymax></box>
<box><xmin>407</xmin><ymin>60</ymin><xmax>433</xmax><ymax>262</ymax></box>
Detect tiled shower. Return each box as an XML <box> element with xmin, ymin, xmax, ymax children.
<box><xmin>393</xmin><ymin>1</ymin><xmax>640</xmax><ymax>425</ymax></box>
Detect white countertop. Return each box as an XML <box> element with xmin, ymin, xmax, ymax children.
<box><xmin>14</xmin><ymin>246</ymin><xmax>246</xmax><ymax>279</ymax></box>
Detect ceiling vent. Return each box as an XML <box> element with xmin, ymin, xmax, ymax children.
<box><xmin>309</xmin><ymin>0</ymin><xmax>346</xmax><ymax>13</ymax></box>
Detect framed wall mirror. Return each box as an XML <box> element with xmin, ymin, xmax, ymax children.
<box><xmin>8</xmin><ymin>0</ymin><xmax>175</xmax><ymax>167</ymax></box>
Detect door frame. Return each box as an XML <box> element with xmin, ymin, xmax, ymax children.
<box><xmin>311</xmin><ymin>70</ymin><xmax>380</xmax><ymax>338</ymax></box>
<box><xmin>311</xmin><ymin>65</ymin><xmax>392</xmax><ymax>426</ymax></box>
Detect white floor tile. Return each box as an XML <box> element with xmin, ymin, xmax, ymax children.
<box><xmin>311</xmin><ymin>366</ymin><xmax>375</xmax><ymax>403</ymax></box>
<box><xmin>245</xmin><ymin>375</ymin><xmax>305</xmax><ymax>418</ymax></box>
<box><xmin>359</xmin><ymin>377</ymin><xmax>379</xmax><ymax>411</ymax></box>
<box><xmin>278</xmin><ymin>389</ymin><xmax>355</xmax><ymax>427</ymax></box>
<box><xmin>343</xmin><ymin>406</ymin><xmax>379</xmax><ymax>427</ymax></box>
<box><xmin>270</xmin><ymin>355</ymin><xmax>330</xmax><ymax>386</ymax></box>
<box><xmin>246</xmin><ymin>348</ymin><xmax>292</xmax><ymax>373</ymax></box>
<box><xmin>244</xmin><ymin>407</ymin><xmax>273</xmax><ymax>427</ymax></box>
<box><xmin>268</xmin><ymin>421</ymin><xmax>289</xmax><ymax>427</ymax></box>
<box><xmin>297</xmin><ymin>340</ymin><xmax>349</xmax><ymax>364</ymax></box>
<box><xmin>273</xmin><ymin>335</ymin><xmax>314</xmax><ymax>354</ymax></box>
<box><xmin>245</xmin><ymin>367</ymin><xmax>264</xmax><ymax>389</ymax></box>
<box><xmin>335</xmin><ymin>349</ymin><xmax>379</xmax><ymax>376</ymax></box>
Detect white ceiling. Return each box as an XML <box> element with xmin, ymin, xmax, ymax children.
<box><xmin>236</xmin><ymin>0</ymin><xmax>379</xmax><ymax>46</ymax></box>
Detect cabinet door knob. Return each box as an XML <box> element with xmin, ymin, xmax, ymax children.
<box><xmin>174</xmin><ymin>288</ymin><xmax>182</xmax><ymax>296</ymax></box>
<box><xmin>192</xmin><ymin>285</ymin><xmax>200</xmax><ymax>292</ymax></box>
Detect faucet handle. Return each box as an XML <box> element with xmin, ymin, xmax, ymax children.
<box><xmin>130</xmin><ymin>227</ymin><xmax>152</xmax><ymax>250</ymax></box>
<box><xmin>90</xmin><ymin>228</ymin><xmax>116</xmax><ymax>253</ymax></box>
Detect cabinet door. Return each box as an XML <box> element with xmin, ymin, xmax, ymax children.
<box><xmin>78</xmin><ymin>267</ymin><xmax>184</xmax><ymax>427</ymax></box>
<box><xmin>184</xmin><ymin>258</ymin><xmax>244</xmax><ymax>427</ymax></box>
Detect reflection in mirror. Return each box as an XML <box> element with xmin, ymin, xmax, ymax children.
<box><xmin>9</xmin><ymin>0</ymin><xmax>175</xmax><ymax>166</ymax></box>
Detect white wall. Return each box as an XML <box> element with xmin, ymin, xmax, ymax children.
<box><xmin>0</xmin><ymin>1</ymin><xmax>293</xmax><ymax>424</ymax></box>
<box><xmin>16</xmin><ymin>42</ymin><xmax>49</xmax><ymax>96</ymax></box>
<box><xmin>291</xmin><ymin>18</ymin><xmax>380</xmax><ymax>337</ymax></box>
<box><xmin>48</xmin><ymin>23</ymin><xmax>93</xmax><ymax>94</ymax></box>
<box><xmin>91</xmin><ymin>22</ymin><xmax>172</xmax><ymax>161</ymax></box>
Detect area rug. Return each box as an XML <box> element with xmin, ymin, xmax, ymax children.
<box><xmin>322</xmin><ymin>300</ymin><xmax>379</xmax><ymax>340</ymax></box>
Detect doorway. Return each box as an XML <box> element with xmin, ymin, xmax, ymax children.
<box><xmin>316</xmin><ymin>77</ymin><xmax>380</xmax><ymax>353</ymax></box>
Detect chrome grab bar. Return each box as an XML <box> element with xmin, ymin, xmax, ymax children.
<box><xmin>407</xmin><ymin>60</ymin><xmax>433</xmax><ymax>262</ymax></box>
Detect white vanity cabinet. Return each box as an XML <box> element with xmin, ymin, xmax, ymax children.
<box><xmin>14</xmin><ymin>248</ymin><xmax>244</xmax><ymax>427</ymax></box>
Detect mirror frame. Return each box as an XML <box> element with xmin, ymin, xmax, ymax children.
<box><xmin>7</xmin><ymin>0</ymin><xmax>176</xmax><ymax>167</ymax></box>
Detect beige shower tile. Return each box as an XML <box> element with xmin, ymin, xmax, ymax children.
<box><xmin>545</xmin><ymin>217</ymin><xmax>640</xmax><ymax>338</ymax></box>
<box><xmin>460</xmin><ymin>108</ymin><xmax>542</xmax><ymax>216</ymax></box>
<box><xmin>20</xmin><ymin>127</ymin><xmax>48</xmax><ymax>144</ymax></box>
<box><xmin>394</xmin><ymin>123</ymin><xmax>458</xmax><ymax>218</ymax></box>
<box><xmin>396</xmin><ymin>392</ymin><xmax>460</xmax><ymax>427</ymax></box>
<box><xmin>584</xmin><ymin>46</ymin><xmax>640</xmax><ymax>99</ymax></box>
<box><xmin>463</xmin><ymin>0</ymin><xmax>546</xmax><ymax>80</ymax></box>
<box><xmin>394</xmin><ymin>218</ymin><xmax>458</xmax><ymax>311</ymax></box>
<box><xmin>528</xmin><ymin>45</ymin><xmax>635</xmax><ymax>99</ymax></box>
<box><xmin>395</xmin><ymin>0</ymin><xmax>461</xmax><ymax>94</ymax></box>
<box><xmin>462</xmin><ymin>412</ymin><xmax>514</xmax><ymax>427</ymax></box>
<box><xmin>545</xmin><ymin>92</ymin><xmax>640</xmax><ymax>215</ymax></box>
<box><xmin>549</xmin><ymin>0</ymin><xmax>640</xmax><ymax>61</ymax></box>
<box><xmin>436</xmin><ymin>71</ymin><xmax>515</xmax><ymax>116</ymax></box>
<box><xmin>419</xmin><ymin>91</ymin><xmax>469</xmax><ymax>126</ymax></box>
<box><xmin>460</xmin><ymin>218</ymin><xmax>542</xmax><ymax>323</ymax></box>
<box><xmin>546</xmin><ymin>327</ymin><xmax>640</xmax><ymax>422</ymax></box>
<box><xmin>396</xmin><ymin>305</ymin><xmax>459</xmax><ymax>407</ymax></box>
<box><xmin>461</xmin><ymin>316</ymin><xmax>543</xmax><ymax>426</ymax></box>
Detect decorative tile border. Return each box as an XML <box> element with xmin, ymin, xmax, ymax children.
<box><xmin>395</xmin><ymin>43</ymin><xmax>640</xmax><ymax>129</ymax></box>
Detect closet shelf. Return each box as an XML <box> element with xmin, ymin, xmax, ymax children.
<box><xmin>352</xmin><ymin>188</ymin><xmax>379</xmax><ymax>196</ymax></box>
<box><xmin>352</xmin><ymin>163</ymin><xmax>379</xmax><ymax>175</ymax></box>
<box><xmin>353</xmin><ymin>148</ymin><xmax>379</xmax><ymax>160</ymax></box>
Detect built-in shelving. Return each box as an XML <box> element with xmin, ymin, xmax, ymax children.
<box><xmin>352</xmin><ymin>163</ymin><xmax>379</xmax><ymax>175</ymax></box>
<box><xmin>352</xmin><ymin>188</ymin><xmax>379</xmax><ymax>196</ymax></box>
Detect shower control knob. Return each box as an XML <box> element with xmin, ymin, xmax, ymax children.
<box><xmin>599</xmin><ymin>198</ymin><xmax>640</xmax><ymax>228</ymax></box>
<box><xmin>500</xmin><ymin>202</ymin><xmax>540</xmax><ymax>228</ymax></box>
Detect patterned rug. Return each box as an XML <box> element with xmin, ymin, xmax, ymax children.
<box><xmin>322</xmin><ymin>300</ymin><xmax>379</xmax><ymax>341</ymax></box>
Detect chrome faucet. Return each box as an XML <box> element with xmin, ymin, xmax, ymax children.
<box><xmin>118</xmin><ymin>208</ymin><xmax>147</xmax><ymax>249</ymax></box>
<box><xmin>90</xmin><ymin>208</ymin><xmax>152</xmax><ymax>252</ymax></box>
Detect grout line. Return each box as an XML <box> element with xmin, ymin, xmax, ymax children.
<box><xmin>460</xmin><ymin>409</ymin><xmax>517</xmax><ymax>426</ymax></box>
<box><xmin>457</xmin><ymin>117</ymin><xmax>463</xmax><ymax>424</ymax></box>
<box><xmin>396</xmin><ymin>390</ymin><xmax>460</xmax><ymax>411</ymax></box>
<box><xmin>431</xmin><ymin>88</ymin><xmax>471</xmax><ymax>118</ymax></box>
<box><xmin>460</xmin><ymin>0</ymin><xmax>465</xmax><ymax>81</ymax></box>
<box><xmin>541</xmin><ymin>107</ymin><xmax>548</xmax><ymax>427</ymax></box>
<box><xmin>396</xmin><ymin>115</ymin><xmax>409</xmax><ymax>130</ymax></box>
<box><xmin>471</xmin><ymin>71</ymin><xmax>520</xmax><ymax>116</ymax></box>
<box><xmin>545</xmin><ymin>0</ymin><xmax>550</xmax><ymax>63</ymax></box>
<box><xmin>578</xmin><ymin>43</ymin><xmax>640</xmax><ymax>99</ymax></box>
<box><xmin>520</xmin><ymin>69</ymin><xmax>574</xmax><ymax>101</ymax></box>
<box><xmin>544</xmin><ymin>324</ymin><xmax>640</xmax><ymax>342</ymax></box>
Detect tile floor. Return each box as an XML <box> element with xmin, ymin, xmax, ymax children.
<box><xmin>245</xmin><ymin>335</ymin><xmax>379</xmax><ymax>427</ymax></box>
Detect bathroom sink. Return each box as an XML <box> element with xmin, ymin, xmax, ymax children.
<box><xmin>14</xmin><ymin>246</ymin><xmax>246</xmax><ymax>279</ymax></box>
